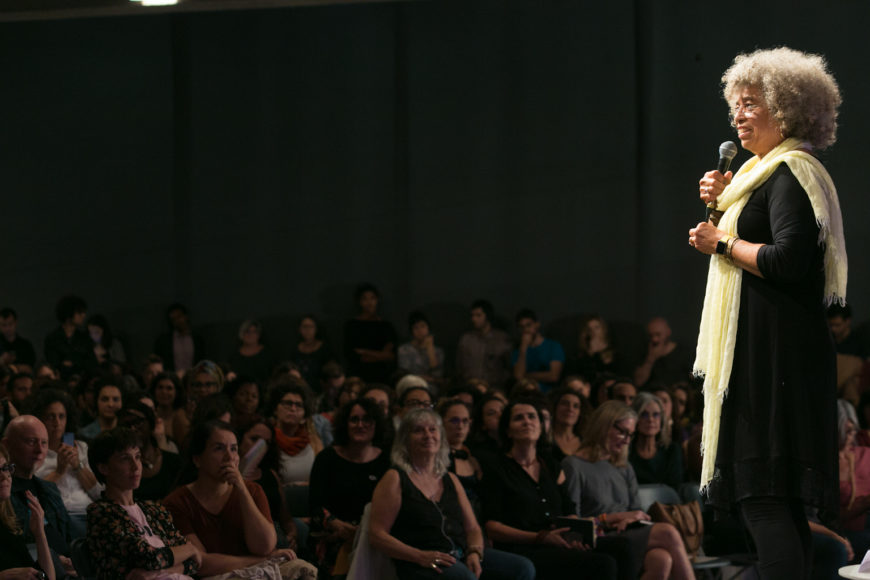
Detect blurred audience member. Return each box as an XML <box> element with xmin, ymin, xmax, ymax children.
<box><xmin>343</xmin><ymin>283</ymin><xmax>397</xmax><ymax>384</ymax></box>
<box><xmin>398</xmin><ymin>311</ymin><xmax>445</xmax><ymax>393</ymax></box>
<box><xmin>173</xmin><ymin>360</ymin><xmax>224</xmax><ymax>444</ymax></box>
<box><xmin>290</xmin><ymin>315</ymin><xmax>335</xmax><ymax>393</ymax></box>
<box><xmin>226</xmin><ymin>376</ymin><xmax>261</xmax><ymax>430</ymax></box>
<box><xmin>78</xmin><ymin>379</ymin><xmax>123</xmax><ymax>443</ymax></box>
<box><xmin>632</xmin><ymin>318</ymin><xmax>692</xmax><ymax>389</ymax></box>
<box><xmin>86</xmin><ymin>314</ymin><xmax>126</xmax><ymax>365</ymax></box>
<box><xmin>455</xmin><ymin>299</ymin><xmax>512</xmax><ymax>391</ymax></box>
<box><xmin>44</xmin><ymin>295</ymin><xmax>94</xmax><ymax>380</ymax></box>
<box><xmin>512</xmin><ymin>309</ymin><xmax>565</xmax><ymax>392</ymax></box>
<box><xmin>548</xmin><ymin>387</ymin><xmax>591</xmax><ymax>464</ymax></box>
<box><xmin>228</xmin><ymin>319</ymin><xmax>277</xmax><ymax>384</ymax></box>
<box><xmin>0</xmin><ymin>308</ymin><xmax>36</xmax><ymax>370</ymax></box>
<box><xmin>30</xmin><ymin>389</ymin><xmax>101</xmax><ymax>539</ymax></box>
<box><xmin>565</xmin><ymin>315</ymin><xmax>618</xmax><ymax>381</ymax></box>
<box><xmin>154</xmin><ymin>303</ymin><xmax>204</xmax><ymax>374</ymax></box>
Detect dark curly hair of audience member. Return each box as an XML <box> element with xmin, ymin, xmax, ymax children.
<box><xmin>332</xmin><ymin>397</ymin><xmax>389</xmax><ymax>449</ymax></box>
<box><xmin>89</xmin><ymin>427</ymin><xmax>144</xmax><ymax>484</ymax></box>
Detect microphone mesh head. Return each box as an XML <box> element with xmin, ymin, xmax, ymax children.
<box><xmin>719</xmin><ymin>141</ymin><xmax>738</xmax><ymax>160</ymax></box>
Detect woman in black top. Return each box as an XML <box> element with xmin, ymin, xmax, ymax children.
<box><xmin>308</xmin><ymin>398</ymin><xmax>390</xmax><ymax>577</ymax></box>
<box><xmin>370</xmin><ymin>408</ymin><xmax>534</xmax><ymax>580</ymax></box>
<box><xmin>481</xmin><ymin>399</ymin><xmax>621</xmax><ymax>580</ymax></box>
<box><xmin>691</xmin><ymin>48</ymin><xmax>846</xmax><ymax>577</ymax></box>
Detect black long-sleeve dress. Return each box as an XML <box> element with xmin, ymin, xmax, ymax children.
<box><xmin>705</xmin><ymin>164</ymin><xmax>838</xmax><ymax>516</ymax></box>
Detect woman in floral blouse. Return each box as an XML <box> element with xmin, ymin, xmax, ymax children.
<box><xmin>86</xmin><ymin>427</ymin><xmax>201</xmax><ymax>580</ymax></box>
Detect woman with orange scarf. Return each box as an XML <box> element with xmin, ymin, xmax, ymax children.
<box><xmin>269</xmin><ymin>381</ymin><xmax>323</xmax><ymax>517</ymax></box>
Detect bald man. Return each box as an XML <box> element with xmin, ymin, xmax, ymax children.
<box><xmin>633</xmin><ymin>317</ymin><xmax>693</xmax><ymax>388</ymax></box>
<box><xmin>3</xmin><ymin>416</ymin><xmax>76</xmax><ymax>577</ymax></box>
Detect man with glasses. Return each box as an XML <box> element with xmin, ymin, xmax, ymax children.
<box><xmin>2</xmin><ymin>415</ymin><xmax>76</xmax><ymax>579</ymax></box>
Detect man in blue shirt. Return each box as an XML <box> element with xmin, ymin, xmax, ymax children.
<box><xmin>511</xmin><ymin>309</ymin><xmax>564</xmax><ymax>392</ymax></box>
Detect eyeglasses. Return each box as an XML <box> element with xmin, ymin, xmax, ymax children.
<box><xmin>404</xmin><ymin>400</ymin><xmax>433</xmax><ymax>409</ymax></box>
<box><xmin>447</xmin><ymin>417</ymin><xmax>470</xmax><ymax>426</ymax></box>
<box><xmin>279</xmin><ymin>400</ymin><xmax>305</xmax><ymax>409</ymax></box>
<box><xmin>349</xmin><ymin>415</ymin><xmax>374</xmax><ymax>426</ymax></box>
<box><xmin>0</xmin><ymin>463</ymin><xmax>15</xmax><ymax>477</ymax></box>
<box><xmin>639</xmin><ymin>411</ymin><xmax>661</xmax><ymax>420</ymax></box>
<box><xmin>612</xmin><ymin>424</ymin><xmax>635</xmax><ymax>441</ymax></box>
<box><xmin>730</xmin><ymin>103</ymin><xmax>763</xmax><ymax>118</ymax></box>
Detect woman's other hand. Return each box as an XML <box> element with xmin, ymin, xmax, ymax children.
<box><xmin>538</xmin><ymin>527</ymin><xmax>572</xmax><ymax>548</ymax></box>
<box><xmin>415</xmin><ymin>550</ymin><xmax>456</xmax><ymax>573</ymax></box>
<box><xmin>269</xmin><ymin>548</ymin><xmax>298</xmax><ymax>561</ymax></box>
<box><xmin>465</xmin><ymin>552</ymin><xmax>482</xmax><ymax>577</ymax></box>
<box><xmin>699</xmin><ymin>170</ymin><xmax>733</xmax><ymax>205</ymax></box>
<box><xmin>689</xmin><ymin>222</ymin><xmax>726</xmax><ymax>255</ymax></box>
<box><xmin>55</xmin><ymin>444</ymin><xmax>78</xmax><ymax>475</ymax></box>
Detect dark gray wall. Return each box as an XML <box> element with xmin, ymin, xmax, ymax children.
<box><xmin>1</xmin><ymin>0</ymin><xmax>866</xmax><ymax>372</ymax></box>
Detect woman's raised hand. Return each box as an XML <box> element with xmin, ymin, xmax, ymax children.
<box><xmin>220</xmin><ymin>462</ymin><xmax>245</xmax><ymax>489</ymax></box>
<box><xmin>25</xmin><ymin>491</ymin><xmax>46</xmax><ymax>538</ymax></box>
<box><xmin>698</xmin><ymin>170</ymin><xmax>733</xmax><ymax>206</ymax></box>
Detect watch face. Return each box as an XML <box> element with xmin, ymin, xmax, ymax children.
<box><xmin>716</xmin><ymin>239</ymin><xmax>727</xmax><ymax>254</ymax></box>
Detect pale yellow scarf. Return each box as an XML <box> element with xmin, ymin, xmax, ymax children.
<box><xmin>695</xmin><ymin>137</ymin><xmax>848</xmax><ymax>492</ymax></box>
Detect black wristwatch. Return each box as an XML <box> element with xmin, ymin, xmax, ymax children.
<box><xmin>716</xmin><ymin>235</ymin><xmax>732</xmax><ymax>255</ymax></box>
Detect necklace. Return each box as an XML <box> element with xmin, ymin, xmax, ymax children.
<box><xmin>412</xmin><ymin>463</ymin><xmax>433</xmax><ymax>476</ymax></box>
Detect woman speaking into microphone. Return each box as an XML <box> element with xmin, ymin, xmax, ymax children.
<box><xmin>688</xmin><ymin>47</ymin><xmax>847</xmax><ymax>578</ymax></box>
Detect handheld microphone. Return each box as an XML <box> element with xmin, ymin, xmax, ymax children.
<box><xmin>706</xmin><ymin>141</ymin><xmax>738</xmax><ymax>221</ymax></box>
<box><xmin>717</xmin><ymin>141</ymin><xmax>738</xmax><ymax>174</ymax></box>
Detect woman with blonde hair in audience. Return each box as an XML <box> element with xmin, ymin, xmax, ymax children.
<box><xmin>628</xmin><ymin>392</ymin><xmax>683</xmax><ymax>491</ymax></box>
<box><xmin>370</xmin><ymin>407</ymin><xmax>535</xmax><ymax>580</ymax></box>
<box><xmin>1</xmin><ymin>444</ymin><xmax>55</xmax><ymax>580</ymax></box>
<box><xmin>163</xmin><ymin>420</ymin><xmax>316</xmax><ymax>579</ymax></box>
<box><xmin>563</xmin><ymin>400</ymin><xmax>693</xmax><ymax>580</ymax></box>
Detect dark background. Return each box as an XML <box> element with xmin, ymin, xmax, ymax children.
<box><xmin>1</xmin><ymin>0</ymin><xmax>866</xmax><ymax>374</ymax></box>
